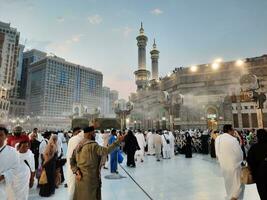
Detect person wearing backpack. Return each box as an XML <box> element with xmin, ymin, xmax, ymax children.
<box><xmin>247</xmin><ymin>129</ymin><xmax>267</xmax><ymax>200</ymax></box>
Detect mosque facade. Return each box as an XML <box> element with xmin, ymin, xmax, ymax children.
<box><xmin>129</xmin><ymin>24</ymin><xmax>267</xmax><ymax>130</ymax></box>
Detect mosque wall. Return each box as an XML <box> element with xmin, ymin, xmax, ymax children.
<box><xmin>130</xmin><ymin>55</ymin><xmax>267</xmax><ymax>130</ymax></box>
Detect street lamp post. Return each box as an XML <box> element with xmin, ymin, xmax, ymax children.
<box><xmin>114</xmin><ymin>99</ymin><xmax>133</xmax><ymax>130</ymax></box>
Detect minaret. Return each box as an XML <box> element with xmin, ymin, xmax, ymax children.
<box><xmin>134</xmin><ymin>23</ymin><xmax>150</xmax><ymax>91</ymax></box>
<box><xmin>150</xmin><ymin>39</ymin><xmax>159</xmax><ymax>80</ymax></box>
<box><xmin>137</xmin><ymin>22</ymin><xmax>147</xmax><ymax>69</ymax></box>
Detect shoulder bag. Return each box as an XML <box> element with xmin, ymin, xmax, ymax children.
<box><xmin>39</xmin><ymin>169</ymin><xmax>48</xmax><ymax>185</ymax></box>
<box><xmin>240</xmin><ymin>162</ymin><xmax>254</xmax><ymax>185</ymax></box>
<box><xmin>163</xmin><ymin>135</ymin><xmax>170</xmax><ymax>144</ymax></box>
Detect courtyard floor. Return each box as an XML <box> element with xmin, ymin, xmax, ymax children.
<box><xmin>29</xmin><ymin>154</ymin><xmax>259</xmax><ymax>200</ymax></box>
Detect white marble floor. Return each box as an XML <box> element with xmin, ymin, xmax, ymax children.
<box><xmin>29</xmin><ymin>154</ymin><xmax>260</xmax><ymax>200</ymax></box>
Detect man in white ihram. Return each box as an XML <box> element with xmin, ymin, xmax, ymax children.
<box><xmin>169</xmin><ymin>131</ymin><xmax>175</xmax><ymax>157</ymax></box>
<box><xmin>215</xmin><ymin>124</ymin><xmax>244</xmax><ymax>200</ymax></box>
<box><xmin>135</xmin><ymin>130</ymin><xmax>146</xmax><ymax>162</ymax></box>
<box><xmin>146</xmin><ymin>130</ymin><xmax>155</xmax><ymax>155</ymax></box>
<box><xmin>0</xmin><ymin>127</ymin><xmax>19</xmax><ymax>200</ymax></box>
<box><xmin>162</xmin><ymin>131</ymin><xmax>171</xmax><ymax>159</ymax></box>
<box><xmin>66</xmin><ymin>128</ymin><xmax>84</xmax><ymax>200</ymax></box>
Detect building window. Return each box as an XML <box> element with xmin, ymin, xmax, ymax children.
<box><xmin>242</xmin><ymin>113</ymin><xmax>250</xmax><ymax>128</ymax></box>
<box><xmin>59</xmin><ymin>69</ymin><xmax>67</xmax><ymax>85</ymax></box>
<box><xmin>88</xmin><ymin>78</ymin><xmax>96</xmax><ymax>95</ymax></box>
<box><xmin>233</xmin><ymin>114</ymin><xmax>239</xmax><ymax>128</ymax></box>
<box><xmin>251</xmin><ymin>113</ymin><xmax>258</xmax><ymax>128</ymax></box>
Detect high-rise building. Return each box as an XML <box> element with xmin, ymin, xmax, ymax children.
<box><xmin>9</xmin><ymin>44</ymin><xmax>25</xmax><ymax>117</ymax></box>
<box><xmin>100</xmin><ymin>87</ymin><xmax>119</xmax><ymax>118</ymax></box>
<box><xmin>0</xmin><ymin>21</ymin><xmax>20</xmax><ymax>122</ymax></box>
<box><xmin>101</xmin><ymin>86</ymin><xmax>111</xmax><ymax>117</ymax></box>
<box><xmin>9</xmin><ymin>44</ymin><xmax>24</xmax><ymax>98</ymax></box>
<box><xmin>26</xmin><ymin>55</ymin><xmax>103</xmax><ymax>130</ymax></box>
<box><xmin>21</xmin><ymin>49</ymin><xmax>46</xmax><ymax>99</ymax></box>
<box><xmin>109</xmin><ymin>90</ymin><xmax>119</xmax><ymax>115</ymax></box>
<box><xmin>9</xmin><ymin>49</ymin><xmax>46</xmax><ymax>118</ymax></box>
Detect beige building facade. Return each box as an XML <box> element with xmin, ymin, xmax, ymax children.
<box><xmin>0</xmin><ymin>21</ymin><xmax>20</xmax><ymax>123</ymax></box>
<box><xmin>130</xmin><ymin>26</ymin><xmax>267</xmax><ymax>130</ymax></box>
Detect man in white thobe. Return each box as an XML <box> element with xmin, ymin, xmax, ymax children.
<box><xmin>169</xmin><ymin>131</ymin><xmax>175</xmax><ymax>157</ymax></box>
<box><xmin>66</xmin><ymin>129</ymin><xmax>84</xmax><ymax>200</ymax></box>
<box><xmin>215</xmin><ymin>124</ymin><xmax>244</xmax><ymax>200</ymax></box>
<box><xmin>101</xmin><ymin>130</ymin><xmax>110</xmax><ymax>169</ymax></box>
<box><xmin>135</xmin><ymin>131</ymin><xmax>146</xmax><ymax>162</ymax></box>
<box><xmin>146</xmin><ymin>130</ymin><xmax>155</xmax><ymax>155</ymax></box>
<box><xmin>95</xmin><ymin>131</ymin><xmax>104</xmax><ymax>146</ymax></box>
<box><xmin>57</xmin><ymin>133</ymin><xmax>63</xmax><ymax>157</ymax></box>
<box><xmin>10</xmin><ymin>141</ymin><xmax>35</xmax><ymax>200</ymax></box>
<box><xmin>33</xmin><ymin>128</ymin><xmax>43</xmax><ymax>143</ymax></box>
<box><xmin>162</xmin><ymin>131</ymin><xmax>171</xmax><ymax>159</ymax></box>
<box><xmin>58</xmin><ymin>131</ymin><xmax>67</xmax><ymax>154</ymax></box>
<box><xmin>0</xmin><ymin>127</ymin><xmax>19</xmax><ymax>200</ymax></box>
<box><xmin>38</xmin><ymin>133</ymin><xmax>50</xmax><ymax>169</ymax></box>
<box><xmin>154</xmin><ymin>131</ymin><xmax>163</xmax><ymax>161</ymax></box>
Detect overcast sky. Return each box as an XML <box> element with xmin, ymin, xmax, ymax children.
<box><xmin>1</xmin><ymin>0</ymin><xmax>267</xmax><ymax>99</ymax></box>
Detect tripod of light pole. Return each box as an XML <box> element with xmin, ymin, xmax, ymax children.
<box><xmin>114</xmin><ymin>99</ymin><xmax>133</xmax><ymax>130</ymax></box>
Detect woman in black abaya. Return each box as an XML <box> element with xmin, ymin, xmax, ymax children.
<box><xmin>185</xmin><ymin>132</ymin><xmax>192</xmax><ymax>158</ymax></box>
<box><xmin>210</xmin><ymin>130</ymin><xmax>219</xmax><ymax>158</ymax></box>
<box><xmin>39</xmin><ymin>134</ymin><xmax>58</xmax><ymax>197</ymax></box>
<box><xmin>247</xmin><ymin>129</ymin><xmax>267</xmax><ymax>200</ymax></box>
<box><xmin>124</xmin><ymin>130</ymin><xmax>140</xmax><ymax>167</ymax></box>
